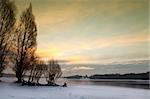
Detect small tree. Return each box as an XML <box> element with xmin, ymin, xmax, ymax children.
<box><xmin>45</xmin><ymin>59</ymin><xmax>62</xmax><ymax>85</ymax></box>
<box><xmin>0</xmin><ymin>0</ymin><xmax>16</xmax><ymax>77</ymax></box>
<box><xmin>13</xmin><ymin>3</ymin><xmax>37</xmax><ymax>82</ymax></box>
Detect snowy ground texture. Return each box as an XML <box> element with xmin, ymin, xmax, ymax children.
<box><xmin>0</xmin><ymin>78</ymin><xmax>149</xmax><ymax>99</ymax></box>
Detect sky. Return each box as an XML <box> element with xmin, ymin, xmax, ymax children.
<box><xmin>14</xmin><ymin>0</ymin><xmax>149</xmax><ymax>76</ymax></box>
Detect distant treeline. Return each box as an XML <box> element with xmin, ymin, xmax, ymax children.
<box><xmin>64</xmin><ymin>72</ymin><xmax>150</xmax><ymax>80</ymax></box>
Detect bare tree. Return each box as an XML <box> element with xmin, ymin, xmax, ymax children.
<box><xmin>13</xmin><ymin>3</ymin><xmax>37</xmax><ymax>83</ymax></box>
<box><xmin>0</xmin><ymin>0</ymin><xmax>16</xmax><ymax>77</ymax></box>
<box><xmin>45</xmin><ymin>59</ymin><xmax>62</xmax><ymax>85</ymax></box>
<box><xmin>28</xmin><ymin>58</ymin><xmax>47</xmax><ymax>84</ymax></box>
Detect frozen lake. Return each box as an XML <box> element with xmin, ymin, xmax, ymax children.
<box><xmin>57</xmin><ymin>78</ymin><xmax>149</xmax><ymax>89</ymax></box>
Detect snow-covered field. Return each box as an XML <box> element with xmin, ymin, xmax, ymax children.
<box><xmin>0</xmin><ymin>78</ymin><xmax>149</xmax><ymax>99</ymax></box>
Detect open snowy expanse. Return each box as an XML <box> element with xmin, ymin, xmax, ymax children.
<box><xmin>0</xmin><ymin>78</ymin><xmax>149</xmax><ymax>99</ymax></box>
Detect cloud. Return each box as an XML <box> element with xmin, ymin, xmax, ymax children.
<box><xmin>72</xmin><ymin>66</ymin><xmax>94</xmax><ymax>70</ymax></box>
<box><xmin>61</xmin><ymin>68</ymin><xmax>70</xmax><ymax>72</ymax></box>
<box><xmin>35</xmin><ymin>32</ymin><xmax>148</xmax><ymax>65</ymax></box>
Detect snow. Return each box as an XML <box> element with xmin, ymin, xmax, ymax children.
<box><xmin>0</xmin><ymin>78</ymin><xmax>149</xmax><ymax>99</ymax></box>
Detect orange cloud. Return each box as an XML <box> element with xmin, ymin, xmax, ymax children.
<box><xmin>36</xmin><ymin>31</ymin><xmax>148</xmax><ymax>64</ymax></box>
<box><xmin>36</xmin><ymin>47</ymin><xmax>64</xmax><ymax>58</ymax></box>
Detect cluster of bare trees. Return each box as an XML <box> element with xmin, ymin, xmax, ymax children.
<box><xmin>27</xmin><ymin>57</ymin><xmax>47</xmax><ymax>84</ymax></box>
<box><xmin>0</xmin><ymin>0</ymin><xmax>62</xmax><ymax>85</ymax></box>
<box><xmin>25</xmin><ymin>59</ymin><xmax>62</xmax><ymax>85</ymax></box>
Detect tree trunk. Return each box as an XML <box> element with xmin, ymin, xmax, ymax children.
<box><xmin>17</xmin><ymin>77</ymin><xmax>22</xmax><ymax>83</ymax></box>
<box><xmin>16</xmin><ymin>71</ymin><xmax>22</xmax><ymax>83</ymax></box>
